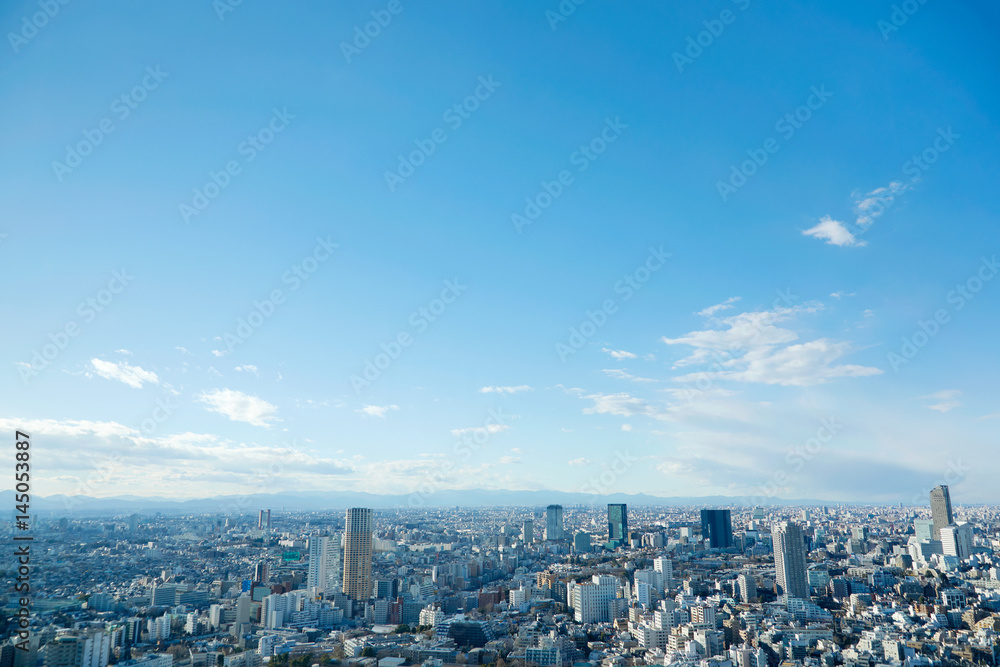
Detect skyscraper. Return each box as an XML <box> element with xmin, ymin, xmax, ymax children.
<box><xmin>772</xmin><ymin>521</ymin><xmax>808</xmax><ymax>599</ymax></box>
<box><xmin>940</xmin><ymin>521</ymin><xmax>973</xmax><ymax>560</ymax></box>
<box><xmin>258</xmin><ymin>509</ymin><xmax>271</xmax><ymax>530</ymax></box>
<box><xmin>522</xmin><ymin>519</ymin><xmax>534</xmax><ymax>544</ymax></box>
<box><xmin>930</xmin><ymin>485</ymin><xmax>953</xmax><ymax>541</ymax></box>
<box><xmin>700</xmin><ymin>509</ymin><xmax>734</xmax><ymax>549</ymax></box>
<box><xmin>343</xmin><ymin>508</ymin><xmax>373</xmax><ymax>600</ymax></box>
<box><xmin>307</xmin><ymin>534</ymin><xmax>341</xmax><ymax>594</ymax></box>
<box><xmin>608</xmin><ymin>503</ymin><xmax>628</xmax><ymax>547</ymax></box>
<box><xmin>546</xmin><ymin>504</ymin><xmax>564</xmax><ymax>540</ymax></box>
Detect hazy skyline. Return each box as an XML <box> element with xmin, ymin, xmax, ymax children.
<box><xmin>2</xmin><ymin>2</ymin><xmax>999</xmax><ymax>504</ymax></box>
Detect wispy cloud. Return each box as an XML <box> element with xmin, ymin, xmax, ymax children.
<box><xmin>451</xmin><ymin>424</ymin><xmax>509</xmax><ymax>437</ymax></box>
<box><xmin>602</xmin><ymin>369</ymin><xmax>657</xmax><ymax>383</ymax></box>
<box><xmin>90</xmin><ymin>358</ymin><xmax>159</xmax><ymax>389</ymax></box>
<box><xmin>234</xmin><ymin>364</ymin><xmax>260</xmax><ymax>377</ymax></box>
<box><xmin>663</xmin><ymin>302</ymin><xmax>881</xmax><ymax>386</ymax></box>
<box><xmin>920</xmin><ymin>390</ymin><xmax>961</xmax><ymax>413</ymax></box>
<box><xmin>568</xmin><ymin>457</ymin><xmax>591</xmax><ymax>466</ymax></box>
<box><xmin>602</xmin><ymin>348</ymin><xmax>637</xmax><ymax>360</ymax></box>
<box><xmin>479</xmin><ymin>385</ymin><xmax>532</xmax><ymax>394</ymax></box>
<box><xmin>197</xmin><ymin>388</ymin><xmax>279</xmax><ymax>427</ymax></box>
<box><xmin>357</xmin><ymin>404</ymin><xmax>399</xmax><ymax>418</ymax></box>
<box><xmin>854</xmin><ymin>181</ymin><xmax>910</xmax><ymax>228</ymax></box>
<box><xmin>805</xmin><ymin>181</ymin><xmax>911</xmax><ymax>247</ymax></box>
<box><xmin>697</xmin><ymin>296</ymin><xmax>741</xmax><ymax>317</ymax></box>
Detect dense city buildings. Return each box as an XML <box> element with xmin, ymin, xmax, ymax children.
<box><xmin>7</xmin><ymin>488</ymin><xmax>1000</xmax><ymax>667</ymax></box>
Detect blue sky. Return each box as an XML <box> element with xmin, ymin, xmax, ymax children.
<box><xmin>2</xmin><ymin>0</ymin><xmax>999</xmax><ymax>504</ymax></box>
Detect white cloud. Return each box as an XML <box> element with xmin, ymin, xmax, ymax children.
<box><xmin>197</xmin><ymin>388</ymin><xmax>279</xmax><ymax>427</ymax></box>
<box><xmin>602</xmin><ymin>348</ymin><xmax>637</xmax><ymax>360</ymax></box>
<box><xmin>603</xmin><ymin>369</ymin><xmax>657</xmax><ymax>383</ymax></box>
<box><xmin>116</xmin><ymin>349</ymin><xmax>133</xmax><ymax>356</ymax></box>
<box><xmin>582</xmin><ymin>392</ymin><xmax>668</xmax><ymax>420</ymax></box>
<box><xmin>830</xmin><ymin>291</ymin><xmax>856</xmax><ymax>299</ymax></box>
<box><xmin>357</xmin><ymin>404</ymin><xmax>399</xmax><ymax>418</ymax></box>
<box><xmin>663</xmin><ymin>303</ymin><xmax>881</xmax><ymax>386</ymax></box>
<box><xmin>568</xmin><ymin>457</ymin><xmax>591</xmax><ymax>466</ymax></box>
<box><xmin>234</xmin><ymin>364</ymin><xmax>260</xmax><ymax>377</ymax></box>
<box><xmin>697</xmin><ymin>297</ymin><xmax>741</xmax><ymax>317</ymax></box>
<box><xmin>803</xmin><ymin>216</ymin><xmax>863</xmax><ymax>247</ymax></box>
<box><xmin>211</xmin><ymin>349</ymin><xmax>227</xmax><ymax>357</ymax></box>
<box><xmin>806</xmin><ymin>182</ymin><xmax>911</xmax><ymax>248</ymax></box>
<box><xmin>91</xmin><ymin>358</ymin><xmax>159</xmax><ymax>389</ymax></box>
<box><xmin>662</xmin><ymin>304</ymin><xmax>817</xmax><ymax>367</ymax></box>
<box><xmin>479</xmin><ymin>385</ymin><xmax>532</xmax><ymax>394</ymax></box>
<box><xmin>498</xmin><ymin>456</ymin><xmax>522</xmax><ymax>464</ymax></box>
<box><xmin>621</xmin><ymin>424</ymin><xmax>633</xmax><ymax>432</ymax></box>
<box><xmin>686</xmin><ymin>339</ymin><xmax>884</xmax><ymax>386</ymax></box>
<box><xmin>0</xmin><ymin>417</ymin><xmax>136</xmax><ymax>440</ymax></box>
<box><xmin>854</xmin><ymin>181</ymin><xmax>910</xmax><ymax>228</ymax></box>
<box><xmin>920</xmin><ymin>390</ymin><xmax>961</xmax><ymax>413</ymax></box>
<box><xmin>451</xmin><ymin>424</ymin><xmax>509</xmax><ymax>437</ymax></box>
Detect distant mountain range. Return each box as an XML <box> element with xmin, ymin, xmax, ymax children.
<box><xmin>2</xmin><ymin>488</ymin><xmax>869</xmax><ymax>517</ymax></box>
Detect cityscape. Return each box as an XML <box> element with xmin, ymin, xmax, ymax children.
<box><xmin>7</xmin><ymin>485</ymin><xmax>1000</xmax><ymax>667</ymax></box>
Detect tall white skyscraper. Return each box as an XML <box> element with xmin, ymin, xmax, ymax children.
<box><xmin>307</xmin><ymin>534</ymin><xmax>341</xmax><ymax>595</ymax></box>
<box><xmin>653</xmin><ymin>557</ymin><xmax>673</xmax><ymax>591</ymax></box>
<box><xmin>546</xmin><ymin>504</ymin><xmax>564</xmax><ymax>540</ymax></box>
<box><xmin>772</xmin><ymin>521</ymin><xmax>808</xmax><ymax>599</ymax></box>
<box><xmin>940</xmin><ymin>522</ymin><xmax>973</xmax><ymax>560</ymax></box>
<box><xmin>343</xmin><ymin>508</ymin><xmax>373</xmax><ymax>601</ymax></box>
